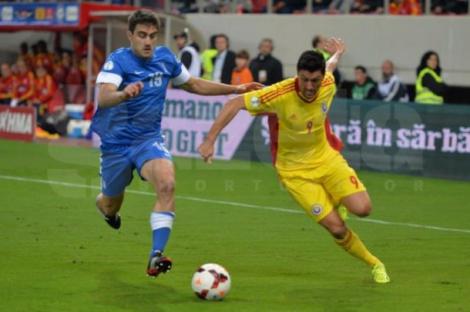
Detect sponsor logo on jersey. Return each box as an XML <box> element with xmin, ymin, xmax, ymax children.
<box><xmin>321</xmin><ymin>102</ymin><xmax>328</xmax><ymax>114</ymax></box>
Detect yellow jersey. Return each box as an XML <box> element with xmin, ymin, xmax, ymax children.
<box><xmin>244</xmin><ymin>72</ymin><xmax>341</xmax><ymax>171</ymax></box>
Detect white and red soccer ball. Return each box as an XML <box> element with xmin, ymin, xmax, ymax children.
<box><xmin>191</xmin><ymin>263</ymin><xmax>231</xmax><ymax>300</ymax></box>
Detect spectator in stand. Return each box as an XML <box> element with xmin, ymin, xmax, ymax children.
<box><xmin>312</xmin><ymin>0</ymin><xmax>334</xmax><ymax>13</ymax></box>
<box><xmin>415</xmin><ymin>51</ymin><xmax>446</xmax><ymax>105</ymax></box>
<box><xmin>377</xmin><ymin>60</ymin><xmax>409</xmax><ymax>102</ymax></box>
<box><xmin>11</xmin><ymin>59</ymin><xmax>35</xmax><ymax>107</ymax></box>
<box><xmin>249</xmin><ymin>38</ymin><xmax>283</xmax><ymax>86</ymax></box>
<box><xmin>252</xmin><ymin>0</ymin><xmax>268</xmax><ymax>12</ymax></box>
<box><xmin>389</xmin><ymin>0</ymin><xmax>422</xmax><ymax>15</ymax></box>
<box><xmin>273</xmin><ymin>0</ymin><xmax>306</xmax><ymax>13</ymax></box>
<box><xmin>350</xmin><ymin>0</ymin><xmax>384</xmax><ymax>13</ymax></box>
<box><xmin>433</xmin><ymin>0</ymin><xmax>468</xmax><ymax>15</ymax></box>
<box><xmin>176</xmin><ymin>0</ymin><xmax>198</xmax><ymax>13</ymax></box>
<box><xmin>79</xmin><ymin>56</ymin><xmax>88</xmax><ymax>81</ymax></box>
<box><xmin>18</xmin><ymin>42</ymin><xmax>34</xmax><ymax>69</ymax></box>
<box><xmin>201</xmin><ymin>35</ymin><xmax>218</xmax><ymax>81</ymax></box>
<box><xmin>174</xmin><ymin>31</ymin><xmax>201</xmax><ymax>77</ymax></box>
<box><xmin>328</xmin><ymin>0</ymin><xmax>352</xmax><ymax>13</ymax></box>
<box><xmin>231</xmin><ymin>50</ymin><xmax>254</xmax><ymax>85</ymax></box>
<box><xmin>53</xmin><ymin>50</ymin><xmax>72</xmax><ymax>84</ymax></box>
<box><xmin>0</xmin><ymin>63</ymin><xmax>17</xmax><ymax>105</ymax></box>
<box><xmin>72</xmin><ymin>31</ymin><xmax>105</xmax><ymax>78</ymax></box>
<box><xmin>351</xmin><ymin>65</ymin><xmax>376</xmax><ymax>100</ymax></box>
<box><xmin>212</xmin><ymin>34</ymin><xmax>236</xmax><ymax>84</ymax></box>
<box><xmin>34</xmin><ymin>64</ymin><xmax>65</xmax><ymax>139</ymax></box>
<box><xmin>34</xmin><ymin>65</ymin><xmax>63</xmax><ymax>115</ymax></box>
<box><xmin>65</xmin><ymin>56</ymin><xmax>85</xmax><ymax>103</ymax></box>
<box><xmin>35</xmin><ymin>40</ymin><xmax>54</xmax><ymax>74</ymax></box>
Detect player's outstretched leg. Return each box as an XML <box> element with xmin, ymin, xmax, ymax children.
<box><xmin>319</xmin><ymin>209</ymin><xmax>390</xmax><ymax>284</ymax></box>
<box><xmin>340</xmin><ymin>191</ymin><xmax>390</xmax><ymax>283</ymax></box>
<box><xmin>141</xmin><ymin>159</ymin><xmax>176</xmax><ymax>278</ymax></box>
<box><xmin>96</xmin><ymin>193</ymin><xmax>123</xmax><ymax>230</ymax></box>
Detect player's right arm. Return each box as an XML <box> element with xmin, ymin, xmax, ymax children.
<box><xmin>96</xmin><ymin>53</ymin><xmax>144</xmax><ymax>108</ymax></box>
<box><xmin>97</xmin><ymin>82</ymin><xmax>143</xmax><ymax>108</ymax></box>
<box><xmin>198</xmin><ymin>95</ymin><xmax>245</xmax><ymax>163</ymax></box>
<box><xmin>198</xmin><ymin>82</ymin><xmax>282</xmax><ymax>163</ymax></box>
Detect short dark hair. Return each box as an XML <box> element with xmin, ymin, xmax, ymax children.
<box><xmin>236</xmin><ymin>49</ymin><xmax>250</xmax><ymax>60</ymax></box>
<box><xmin>297</xmin><ymin>50</ymin><xmax>325</xmax><ymax>74</ymax></box>
<box><xmin>128</xmin><ymin>9</ymin><xmax>160</xmax><ymax>33</ymax></box>
<box><xmin>355</xmin><ymin>65</ymin><xmax>367</xmax><ymax>74</ymax></box>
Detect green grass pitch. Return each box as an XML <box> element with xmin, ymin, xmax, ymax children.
<box><xmin>1</xmin><ymin>140</ymin><xmax>469</xmax><ymax>311</ymax></box>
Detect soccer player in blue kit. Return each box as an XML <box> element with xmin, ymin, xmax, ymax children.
<box><xmin>91</xmin><ymin>10</ymin><xmax>262</xmax><ymax>278</ymax></box>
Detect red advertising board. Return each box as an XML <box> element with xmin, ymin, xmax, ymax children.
<box><xmin>0</xmin><ymin>106</ymin><xmax>36</xmax><ymax>142</ymax></box>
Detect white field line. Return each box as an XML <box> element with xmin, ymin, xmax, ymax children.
<box><xmin>1</xmin><ymin>174</ymin><xmax>470</xmax><ymax>235</ymax></box>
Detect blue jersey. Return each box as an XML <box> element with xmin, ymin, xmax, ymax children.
<box><xmin>91</xmin><ymin>46</ymin><xmax>190</xmax><ymax>147</ymax></box>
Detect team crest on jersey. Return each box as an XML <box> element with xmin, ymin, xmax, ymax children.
<box><xmin>311</xmin><ymin>204</ymin><xmax>323</xmax><ymax>216</ymax></box>
<box><xmin>251</xmin><ymin>96</ymin><xmax>260</xmax><ymax>108</ymax></box>
<box><xmin>321</xmin><ymin>102</ymin><xmax>328</xmax><ymax>114</ymax></box>
<box><xmin>103</xmin><ymin>61</ymin><xmax>114</xmax><ymax>71</ymax></box>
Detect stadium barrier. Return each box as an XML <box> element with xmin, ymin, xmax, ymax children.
<box><xmin>161</xmin><ymin>90</ymin><xmax>254</xmax><ymax>160</ymax></box>
<box><xmin>0</xmin><ymin>106</ymin><xmax>36</xmax><ymax>142</ymax></box>
<box><xmin>91</xmin><ymin>90</ymin><xmax>469</xmax><ymax>180</ymax></box>
<box><xmin>235</xmin><ymin>99</ymin><xmax>470</xmax><ymax>181</ymax></box>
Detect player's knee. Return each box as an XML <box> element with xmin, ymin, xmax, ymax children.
<box><xmin>157</xmin><ymin>178</ymin><xmax>175</xmax><ymax>195</ymax></box>
<box><xmin>354</xmin><ymin>201</ymin><xmax>372</xmax><ymax>218</ymax></box>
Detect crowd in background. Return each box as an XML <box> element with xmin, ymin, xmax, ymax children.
<box><xmin>90</xmin><ymin>0</ymin><xmax>468</xmax><ymax>14</ymax></box>
<box><xmin>175</xmin><ymin>32</ymin><xmax>447</xmax><ymax>104</ymax></box>
<box><xmin>0</xmin><ymin>33</ymin><xmax>103</xmax><ymax>114</ymax></box>
<box><xmin>0</xmin><ymin>33</ymin><xmax>104</xmax><ymax>138</ymax></box>
<box><xmin>171</xmin><ymin>0</ymin><xmax>468</xmax><ymax>15</ymax></box>
<box><xmin>0</xmin><ymin>31</ymin><xmax>449</xmax><ymax>139</ymax></box>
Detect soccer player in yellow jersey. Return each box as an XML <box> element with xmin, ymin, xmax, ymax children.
<box><xmin>198</xmin><ymin>38</ymin><xmax>390</xmax><ymax>284</ymax></box>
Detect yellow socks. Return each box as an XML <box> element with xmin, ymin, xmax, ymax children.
<box><xmin>335</xmin><ymin>229</ymin><xmax>380</xmax><ymax>267</ymax></box>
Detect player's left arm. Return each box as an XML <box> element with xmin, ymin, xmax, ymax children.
<box><xmin>325</xmin><ymin>38</ymin><xmax>346</xmax><ymax>73</ymax></box>
<box><xmin>180</xmin><ymin>76</ymin><xmax>263</xmax><ymax>96</ymax></box>
<box><xmin>169</xmin><ymin>52</ymin><xmax>262</xmax><ymax>95</ymax></box>
<box><xmin>198</xmin><ymin>96</ymin><xmax>246</xmax><ymax>163</ymax></box>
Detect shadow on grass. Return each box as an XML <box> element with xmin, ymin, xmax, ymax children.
<box><xmin>94</xmin><ymin>270</ymin><xmax>188</xmax><ymax>311</ymax></box>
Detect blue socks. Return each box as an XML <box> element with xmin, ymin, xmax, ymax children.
<box><xmin>150</xmin><ymin>211</ymin><xmax>175</xmax><ymax>255</ymax></box>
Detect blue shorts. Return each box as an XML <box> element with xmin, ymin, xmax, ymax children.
<box><xmin>99</xmin><ymin>138</ymin><xmax>172</xmax><ymax>197</ymax></box>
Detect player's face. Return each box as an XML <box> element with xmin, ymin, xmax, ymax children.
<box><xmin>298</xmin><ymin>70</ymin><xmax>324</xmax><ymax>100</ymax></box>
<box><xmin>128</xmin><ymin>24</ymin><xmax>158</xmax><ymax>59</ymax></box>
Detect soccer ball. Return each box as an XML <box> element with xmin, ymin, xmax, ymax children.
<box><xmin>191</xmin><ymin>263</ymin><xmax>231</xmax><ymax>300</ymax></box>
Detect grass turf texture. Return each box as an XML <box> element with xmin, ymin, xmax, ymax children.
<box><xmin>1</xmin><ymin>139</ymin><xmax>469</xmax><ymax>312</ymax></box>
